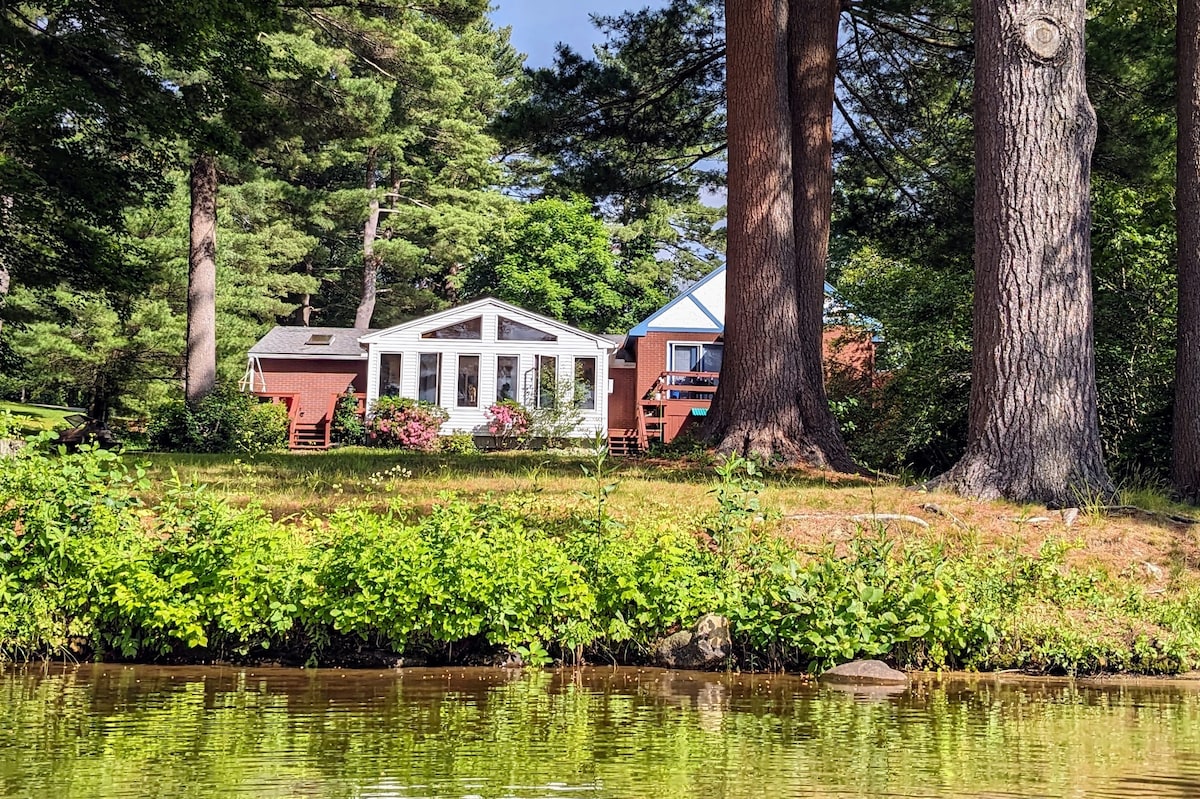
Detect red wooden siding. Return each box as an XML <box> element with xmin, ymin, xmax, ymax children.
<box><xmin>255</xmin><ymin>358</ymin><xmax>368</xmax><ymax>426</ymax></box>
<box><xmin>605</xmin><ymin>326</ymin><xmax>876</xmax><ymax>451</ymax></box>
<box><xmin>608</xmin><ymin>364</ymin><xmax>639</xmax><ymax>430</ymax></box>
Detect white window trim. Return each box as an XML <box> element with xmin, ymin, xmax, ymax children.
<box><xmin>666</xmin><ymin>340</ymin><xmax>723</xmax><ymax>372</ymax></box>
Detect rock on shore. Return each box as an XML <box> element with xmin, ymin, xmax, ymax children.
<box><xmin>819</xmin><ymin>659</ymin><xmax>908</xmax><ymax>685</ymax></box>
<box><xmin>655</xmin><ymin>614</ymin><xmax>731</xmax><ymax>670</ymax></box>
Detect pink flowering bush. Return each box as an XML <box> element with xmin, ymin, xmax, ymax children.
<box><xmin>367</xmin><ymin>397</ymin><xmax>449</xmax><ymax>451</ymax></box>
<box><xmin>485</xmin><ymin>399</ymin><xmax>531</xmax><ymax>448</ymax></box>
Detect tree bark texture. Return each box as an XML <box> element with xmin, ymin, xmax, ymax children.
<box><xmin>295</xmin><ymin>258</ymin><xmax>314</xmax><ymax>326</ymax></box>
<box><xmin>355</xmin><ymin>149</ymin><xmax>382</xmax><ymax>329</ymax></box>
<box><xmin>1176</xmin><ymin>0</ymin><xmax>1200</xmax><ymax>503</ymax></box>
<box><xmin>935</xmin><ymin>0</ymin><xmax>1114</xmax><ymax>505</ymax></box>
<box><xmin>185</xmin><ymin>153</ymin><xmax>218</xmax><ymax>406</ymax></box>
<box><xmin>0</xmin><ymin>259</ymin><xmax>9</xmax><ymax>337</ymax></box>
<box><xmin>0</xmin><ymin>194</ymin><xmax>10</xmax><ymax>337</ymax></box>
<box><xmin>704</xmin><ymin>0</ymin><xmax>821</xmax><ymax>464</ymax></box>
<box><xmin>788</xmin><ymin>0</ymin><xmax>855</xmax><ymax>471</ymax></box>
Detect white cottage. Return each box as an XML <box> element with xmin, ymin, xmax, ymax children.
<box><xmin>359</xmin><ymin>298</ymin><xmax>616</xmax><ymax>438</ymax></box>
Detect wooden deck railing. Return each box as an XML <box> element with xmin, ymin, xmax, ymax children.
<box><xmin>635</xmin><ymin>371</ymin><xmax>719</xmax><ymax>450</ymax></box>
<box><xmin>322</xmin><ymin>392</ymin><xmax>367</xmax><ymax>448</ymax></box>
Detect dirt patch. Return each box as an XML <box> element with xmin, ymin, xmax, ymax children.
<box><xmin>774</xmin><ymin>485</ymin><xmax>1199</xmax><ymax>583</ymax></box>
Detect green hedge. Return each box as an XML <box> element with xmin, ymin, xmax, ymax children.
<box><xmin>2</xmin><ymin>439</ymin><xmax>1199</xmax><ymax>674</ymax></box>
<box><xmin>148</xmin><ymin>385</ymin><xmax>289</xmax><ymax>454</ymax></box>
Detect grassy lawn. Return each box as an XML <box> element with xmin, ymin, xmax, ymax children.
<box><xmin>0</xmin><ymin>401</ymin><xmax>76</xmax><ymax>435</ymax></box>
<box><xmin>137</xmin><ymin>447</ymin><xmax>1200</xmax><ymax>582</ymax></box>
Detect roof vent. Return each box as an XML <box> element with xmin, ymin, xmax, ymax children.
<box><xmin>306</xmin><ymin>334</ymin><xmax>333</xmax><ymax>345</ymax></box>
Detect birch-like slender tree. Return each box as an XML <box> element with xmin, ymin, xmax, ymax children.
<box><xmin>185</xmin><ymin>154</ymin><xmax>219</xmax><ymax>405</ymax></box>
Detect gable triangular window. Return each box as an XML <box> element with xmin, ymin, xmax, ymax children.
<box><xmin>498</xmin><ymin>316</ymin><xmax>556</xmax><ymax>342</ymax></box>
<box><xmin>421</xmin><ymin>316</ymin><xmax>482</xmax><ymax>340</ymax></box>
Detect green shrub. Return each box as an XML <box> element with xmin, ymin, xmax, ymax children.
<box><xmin>726</xmin><ymin>534</ymin><xmax>990</xmax><ymax>672</ymax></box>
<box><xmin>3</xmin><ymin>443</ymin><xmax>1200</xmax><ymax>674</ymax></box>
<box><xmin>439</xmin><ymin>431</ymin><xmax>478</xmax><ymax>455</ymax></box>
<box><xmin>565</xmin><ymin>526</ymin><xmax>721</xmax><ymax>648</ymax></box>
<box><xmin>0</xmin><ymin>410</ymin><xmax>16</xmax><ymax>439</ymax></box>
<box><xmin>330</xmin><ymin>391</ymin><xmax>366</xmax><ymax>446</ymax></box>
<box><xmin>148</xmin><ymin>386</ymin><xmax>287</xmax><ymax>453</ymax></box>
<box><xmin>237</xmin><ymin>401</ymin><xmax>290</xmax><ymax>453</ymax></box>
<box><xmin>304</xmin><ymin>501</ymin><xmax>597</xmax><ymax>655</ymax></box>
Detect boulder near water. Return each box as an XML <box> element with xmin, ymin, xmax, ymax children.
<box><xmin>655</xmin><ymin>614</ymin><xmax>732</xmax><ymax>670</ymax></box>
<box><xmin>819</xmin><ymin>659</ymin><xmax>908</xmax><ymax>685</ymax></box>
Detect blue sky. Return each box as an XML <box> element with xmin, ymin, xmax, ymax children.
<box><xmin>488</xmin><ymin>1</ymin><xmax>666</xmax><ymax>68</ymax></box>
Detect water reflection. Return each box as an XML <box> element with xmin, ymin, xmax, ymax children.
<box><xmin>0</xmin><ymin>665</ymin><xmax>1198</xmax><ymax>798</ymax></box>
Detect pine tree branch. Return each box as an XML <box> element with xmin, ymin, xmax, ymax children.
<box><xmin>831</xmin><ymin>91</ymin><xmax>921</xmax><ymax>212</ymax></box>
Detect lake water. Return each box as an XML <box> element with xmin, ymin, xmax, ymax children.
<box><xmin>1</xmin><ymin>665</ymin><xmax>1199</xmax><ymax>798</ymax></box>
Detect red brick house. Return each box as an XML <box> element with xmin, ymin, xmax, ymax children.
<box><xmin>242</xmin><ymin>273</ymin><xmax>876</xmax><ymax>452</ymax></box>
<box><xmin>606</xmin><ymin>265</ymin><xmax>877</xmax><ymax>453</ymax></box>
<box><xmin>242</xmin><ymin>326</ymin><xmax>374</xmax><ymax>448</ymax></box>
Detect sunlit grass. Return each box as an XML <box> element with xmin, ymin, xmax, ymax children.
<box><xmin>137</xmin><ymin>448</ymin><xmax>872</xmax><ymax>522</ymax></box>
<box><xmin>0</xmin><ymin>401</ymin><xmax>74</xmax><ymax>435</ymax></box>
<box><xmin>130</xmin><ymin>447</ymin><xmax>1200</xmax><ymax>587</ymax></box>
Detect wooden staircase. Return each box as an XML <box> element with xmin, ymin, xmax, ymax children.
<box><xmin>286</xmin><ymin>391</ymin><xmax>367</xmax><ymax>451</ymax></box>
<box><xmin>607</xmin><ymin>429</ymin><xmax>640</xmax><ymax>456</ymax></box>
<box><xmin>289</xmin><ymin>422</ymin><xmax>327</xmax><ymax>450</ymax></box>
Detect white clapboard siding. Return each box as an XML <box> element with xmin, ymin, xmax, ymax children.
<box><xmin>360</xmin><ymin>298</ymin><xmax>615</xmax><ymax>437</ymax></box>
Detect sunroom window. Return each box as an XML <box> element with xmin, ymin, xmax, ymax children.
<box><xmin>379</xmin><ymin>354</ymin><xmax>402</xmax><ymax>397</ymax></box>
<box><xmin>421</xmin><ymin>317</ymin><xmax>482</xmax><ymax>339</ymax></box>
<box><xmin>535</xmin><ymin>355</ymin><xmax>557</xmax><ymax>409</ymax></box>
<box><xmin>496</xmin><ymin>356</ymin><xmax>518</xmax><ymax>402</ymax></box>
<box><xmin>574</xmin><ymin>357</ymin><xmax>596</xmax><ymax>410</ymax></box>
<box><xmin>498</xmin><ymin>316</ymin><xmax>556</xmax><ymax>342</ymax></box>
<box><xmin>419</xmin><ymin>353</ymin><xmax>441</xmax><ymax>404</ymax></box>
<box><xmin>457</xmin><ymin>355</ymin><xmax>480</xmax><ymax>407</ymax></box>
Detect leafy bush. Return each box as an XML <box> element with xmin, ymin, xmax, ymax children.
<box><xmin>304</xmin><ymin>501</ymin><xmax>597</xmax><ymax>654</ymax></box>
<box><xmin>367</xmin><ymin>397</ymin><xmax>448</xmax><ymax>451</ymax></box>
<box><xmin>0</xmin><ymin>439</ymin><xmax>148</xmax><ymax>658</ymax></box>
<box><xmin>527</xmin><ymin>370</ymin><xmax>592</xmax><ymax>448</ymax></box>
<box><xmin>2</xmin><ymin>442</ymin><xmax>1200</xmax><ymax>674</ymax></box>
<box><xmin>485</xmin><ymin>399</ymin><xmax>530</xmax><ymax>448</ymax></box>
<box><xmin>439</xmin><ymin>431</ymin><xmax>478</xmax><ymax>455</ymax></box>
<box><xmin>330</xmin><ymin>391</ymin><xmax>366</xmax><ymax>446</ymax></box>
<box><xmin>148</xmin><ymin>386</ymin><xmax>288</xmax><ymax>453</ymax></box>
<box><xmin>0</xmin><ymin>410</ymin><xmax>16</xmax><ymax>439</ymax></box>
<box><xmin>238</xmin><ymin>401</ymin><xmax>290</xmax><ymax>453</ymax></box>
<box><xmin>728</xmin><ymin>534</ymin><xmax>989</xmax><ymax>672</ymax></box>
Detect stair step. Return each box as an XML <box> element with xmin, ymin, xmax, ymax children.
<box><xmin>290</xmin><ymin>422</ymin><xmax>329</xmax><ymax>450</ymax></box>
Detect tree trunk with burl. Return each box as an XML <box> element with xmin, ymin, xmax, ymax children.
<box><xmin>933</xmin><ymin>1</ymin><xmax>1114</xmax><ymax>505</ymax></box>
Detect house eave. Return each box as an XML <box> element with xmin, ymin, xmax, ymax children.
<box><xmin>248</xmin><ymin>352</ymin><xmax>368</xmax><ymax>361</ymax></box>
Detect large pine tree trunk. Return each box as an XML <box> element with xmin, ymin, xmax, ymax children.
<box><xmin>788</xmin><ymin>0</ymin><xmax>854</xmax><ymax>471</ymax></box>
<box><xmin>703</xmin><ymin>0</ymin><xmax>853</xmax><ymax>468</ymax></box>
<box><xmin>186</xmin><ymin>153</ymin><xmax>218</xmax><ymax>406</ymax></box>
<box><xmin>355</xmin><ymin>148</ymin><xmax>381</xmax><ymax>329</ymax></box>
<box><xmin>934</xmin><ymin>1</ymin><xmax>1114</xmax><ymax>505</ymax></box>
<box><xmin>1175</xmin><ymin>0</ymin><xmax>1200</xmax><ymax>503</ymax></box>
<box><xmin>704</xmin><ymin>0</ymin><xmax>816</xmax><ymax>464</ymax></box>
